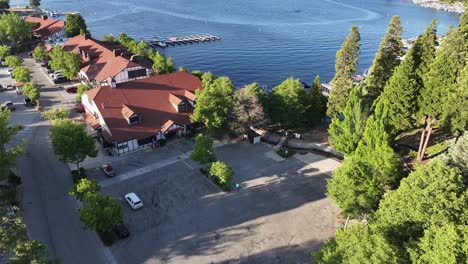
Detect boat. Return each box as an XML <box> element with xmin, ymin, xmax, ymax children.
<box><xmin>157</xmin><ymin>41</ymin><xmax>167</xmax><ymax>47</ymax></box>
<box><xmin>49</xmin><ymin>10</ymin><xmax>58</xmax><ymax>17</ymax></box>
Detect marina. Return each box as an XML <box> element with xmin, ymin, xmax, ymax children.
<box><xmin>148</xmin><ymin>34</ymin><xmax>221</xmax><ymax>48</ymax></box>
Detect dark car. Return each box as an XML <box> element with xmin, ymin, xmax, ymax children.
<box><xmin>113</xmin><ymin>224</ymin><xmax>129</xmax><ymax>239</ymax></box>
<box><xmin>66</xmin><ymin>87</ymin><xmax>78</xmax><ymax>94</ymax></box>
<box><xmin>1</xmin><ymin>101</ymin><xmax>15</xmax><ymax>111</ymax></box>
<box><xmin>53</xmin><ymin>77</ymin><xmax>68</xmax><ymax>84</ymax></box>
<box><xmin>23</xmin><ymin>98</ymin><xmax>37</xmax><ymax>107</ymax></box>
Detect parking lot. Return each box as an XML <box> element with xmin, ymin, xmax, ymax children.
<box><xmin>101</xmin><ymin>142</ymin><xmax>340</xmax><ymax>264</ymax></box>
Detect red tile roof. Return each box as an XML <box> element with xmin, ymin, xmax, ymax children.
<box><xmin>25</xmin><ymin>16</ymin><xmax>64</xmax><ymax>38</ymax></box>
<box><xmin>62</xmin><ymin>34</ymin><xmax>148</xmax><ymax>83</ymax></box>
<box><xmin>84</xmin><ymin>72</ymin><xmax>203</xmax><ymax>143</ymax></box>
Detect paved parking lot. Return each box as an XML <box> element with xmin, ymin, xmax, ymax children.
<box><xmin>102</xmin><ymin>142</ymin><xmax>340</xmax><ymax>264</ymax></box>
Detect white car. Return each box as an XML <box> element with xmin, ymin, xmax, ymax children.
<box><xmin>124</xmin><ymin>192</ymin><xmax>143</xmax><ymax>210</ymax></box>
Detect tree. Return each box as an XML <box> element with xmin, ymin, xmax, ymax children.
<box><xmin>0</xmin><ymin>0</ymin><xmax>9</xmax><ymax>10</ymax></box>
<box><xmin>69</xmin><ymin>178</ymin><xmax>100</xmax><ymax>201</ymax></box>
<box><xmin>0</xmin><ymin>110</ymin><xmax>23</xmax><ymax>179</ymax></box>
<box><xmin>0</xmin><ymin>215</ymin><xmax>27</xmax><ymax>252</ymax></box>
<box><xmin>327</xmin><ymin>157</ymin><xmax>383</xmax><ymax>219</ymax></box>
<box><xmin>75</xmin><ymin>84</ymin><xmax>89</xmax><ymax>102</ymax></box>
<box><xmin>28</xmin><ymin>0</ymin><xmax>40</xmax><ymax>8</ymax></box>
<box><xmin>50</xmin><ymin>120</ymin><xmax>97</xmax><ymax>170</ymax></box>
<box><xmin>65</xmin><ymin>13</ymin><xmax>88</xmax><ymax>37</ymax></box>
<box><xmin>442</xmin><ymin>63</ymin><xmax>468</xmax><ymax>135</ymax></box>
<box><xmin>22</xmin><ymin>82</ymin><xmax>40</xmax><ymax>105</ymax></box>
<box><xmin>101</xmin><ymin>34</ymin><xmax>119</xmax><ymax>44</ymax></box>
<box><xmin>78</xmin><ymin>193</ymin><xmax>122</xmax><ymax>233</ymax></box>
<box><xmin>210</xmin><ymin>161</ymin><xmax>234</xmax><ymax>186</ymax></box>
<box><xmin>191</xmin><ymin>76</ymin><xmax>235</xmax><ymax>132</ymax></box>
<box><xmin>191</xmin><ymin>70</ymin><xmax>203</xmax><ymax>79</ymax></box>
<box><xmin>230</xmin><ymin>87</ymin><xmax>266</xmax><ymax>135</ymax></box>
<box><xmin>441</xmin><ymin>132</ymin><xmax>468</xmax><ymax>176</ymax></box>
<box><xmin>0</xmin><ymin>13</ymin><xmax>31</xmax><ymax>45</ymax></box>
<box><xmin>48</xmin><ymin>46</ymin><xmax>81</xmax><ymax>80</ymax></box>
<box><xmin>307</xmin><ymin>75</ymin><xmax>326</xmax><ymax>125</ymax></box>
<box><xmin>32</xmin><ymin>46</ymin><xmax>47</xmax><ymax>62</ymax></box>
<box><xmin>328</xmin><ymin>86</ymin><xmax>367</xmax><ymax>155</ymax></box>
<box><xmin>365</xmin><ymin>16</ymin><xmax>404</xmax><ymax>101</ymax></box>
<box><xmin>4</xmin><ymin>55</ymin><xmax>22</xmax><ymax>68</ymax></box>
<box><xmin>190</xmin><ymin>134</ymin><xmax>216</xmax><ymax>164</ymax></box>
<box><xmin>267</xmin><ymin>77</ymin><xmax>308</xmax><ymax>128</ymax></box>
<box><xmin>417</xmin><ymin>21</ymin><xmax>468</xmax><ymax>161</ymax></box>
<box><xmin>327</xmin><ymin>26</ymin><xmax>361</xmax><ymax>117</ymax></box>
<box><xmin>0</xmin><ymin>44</ymin><xmax>10</xmax><ymax>60</ymax></box>
<box><xmin>9</xmin><ymin>240</ymin><xmax>53</xmax><ymax>264</ymax></box>
<box><xmin>314</xmin><ymin>224</ymin><xmax>398</xmax><ymax>264</ymax></box>
<box><xmin>150</xmin><ymin>50</ymin><xmax>175</xmax><ymax>74</ymax></box>
<box><xmin>178</xmin><ymin>66</ymin><xmax>186</xmax><ymax>72</ymax></box>
<box><xmin>40</xmin><ymin>107</ymin><xmax>70</xmax><ymax>122</ymax></box>
<box><xmin>201</xmin><ymin>71</ymin><xmax>214</xmax><ymax>88</ymax></box>
<box><xmin>244</xmin><ymin>82</ymin><xmax>265</xmax><ymax>103</ymax></box>
<box><xmin>12</xmin><ymin>66</ymin><xmax>31</xmax><ymax>83</ymax></box>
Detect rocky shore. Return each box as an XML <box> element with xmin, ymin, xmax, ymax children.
<box><xmin>412</xmin><ymin>0</ymin><xmax>465</xmax><ymax>13</ymax></box>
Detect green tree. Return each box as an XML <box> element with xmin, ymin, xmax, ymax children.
<box><xmin>49</xmin><ymin>46</ymin><xmax>81</xmax><ymax>80</ymax></box>
<box><xmin>230</xmin><ymin>87</ymin><xmax>266</xmax><ymax>135</ymax></box>
<box><xmin>244</xmin><ymin>82</ymin><xmax>265</xmax><ymax>103</ymax></box>
<box><xmin>191</xmin><ymin>70</ymin><xmax>203</xmax><ymax>79</ymax></box>
<box><xmin>0</xmin><ymin>13</ymin><xmax>31</xmax><ymax>44</ymax></box>
<box><xmin>50</xmin><ymin>120</ymin><xmax>97</xmax><ymax>170</ymax></box>
<box><xmin>69</xmin><ymin>178</ymin><xmax>100</xmax><ymax>201</ymax></box>
<box><xmin>0</xmin><ymin>110</ymin><xmax>23</xmax><ymax>179</ymax></box>
<box><xmin>10</xmin><ymin>240</ymin><xmax>53</xmax><ymax>264</ymax></box>
<box><xmin>328</xmin><ymin>86</ymin><xmax>367</xmax><ymax>155</ymax></box>
<box><xmin>326</xmin><ymin>156</ymin><xmax>382</xmax><ymax>218</ymax></box>
<box><xmin>29</xmin><ymin>0</ymin><xmax>40</xmax><ymax>8</ymax></box>
<box><xmin>65</xmin><ymin>13</ymin><xmax>88</xmax><ymax>37</ymax></box>
<box><xmin>0</xmin><ymin>215</ymin><xmax>26</xmax><ymax>252</ymax></box>
<box><xmin>149</xmin><ymin>50</ymin><xmax>175</xmax><ymax>74</ymax></box>
<box><xmin>4</xmin><ymin>55</ymin><xmax>22</xmax><ymax>68</ymax></box>
<box><xmin>267</xmin><ymin>77</ymin><xmax>308</xmax><ymax>128</ymax></box>
<box><xmin>22</xmin><ymin>82</ymin><xmax>40</xmax><ymax>105</ymax></box>
<box><xmin>178</xmin><ymin>66</ymin><xmax>186</xmax><ymax>72</ymax></box>
<box><xmin>306</xmin><ymin>75</ymin><xmax>326</xmax><ymax>125</ymax></box>
<box><xmin>413</xmin><ymin>20</ymin><xmax>438</xmax><ymax>82</ymax></box>
<box><xmin>0</xmin><ymin>44</ymin><xmax>10</xmax><ymax>59</ymax></box>
<box><xmin>101</xmin><ymin>34</ymin><xmax>119</xmax><ymax>44</ymax></box>
<box><xmin>442</xmin><ymin>131</ymin><xmax>468</xmax><ymax>175</ymax></box>
<box><xmin>327</xmin><ymin>26</ymin><xmax>361</xmax><ymax>117</ymax></box>
<box><xmin>190</xmin><ymin>134</ymin><xmax>216</xmax><ymax>164</ymax></box>
<box><xmin>32</xmin><ymin>46</ymin><xmax>47</xmax><ymax>62</ymax></box>
<box><xmin>75</xmin><ymin>84</ymin><xmax>89</xmax><ymax>102</ymax></box>
<box><xmin>78</xmin><ymin>193</ymin><xmax>122</xmax><ymax>233</ymax></box>
<box><xmin>0</xmin><ymin>0</ymin><xmax>9</xmax><ymax>10</ymax></box>
<box><xmin>40</xmin><ymin>107</ymin><xmax>70</xmax><ymax>122</ymax></box>
<box><xmin>191</xmin><ymin>76</ymin><xmax>235</xmax><ymax>132</ymax></box>
<box><xmin>201</xmin><ymin>71</ymin><xmax>215</xmax><ymax>88</ymax></box>
<box><xmin>314</xmin><ymin>224</ymin><xmax>398</xmax><ymax>264</ymax></box>
<box><xmin>12</xmin><ymin>66</ymin><xmax>31</xmax><ymax>83</ymax></box>
<box><xmin>210</xmin><ymin>161</ymin><xmax>234</xmax><ymax>186</ymax></box>
<box><xmin>365</xmin><ymin>16</ymin><xmax>404</xmax><ymax>101</ymax></box>
<box><xmin>442</xmin><ymin>63</ymin><xmax>468</xmax><ymax>135</ymax></box>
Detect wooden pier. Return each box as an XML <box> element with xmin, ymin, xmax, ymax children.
<box><xmin>149</xmin><ymin>34</ymin><xmax>221</xmax><ymax>48</ymax></box>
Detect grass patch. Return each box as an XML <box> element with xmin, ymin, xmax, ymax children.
<box><xmin>276</xmin><ymin>148</ymin><xmax>296</xmax><ymax>158</ymax></box>
<box><xmin>97</xmin><ymin>230</ymin><xmax>115</xmax><ymax>246</ymax></box>
<box><xmin>71</xmin><ymin>167</ymin><xmax>87</xmax><ymax>184</ymax></box>
<box><xmin>425</xmin><ymin>141</ymin><xmax>449</xmax><ymax>156</ymax></box>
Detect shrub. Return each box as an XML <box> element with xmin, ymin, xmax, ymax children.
<box><xmin>276</xmin><ymin>148</ymin><xmax>296</xmax><ymax>158</ymax></box>
<box><xmin>210</xmin><ymin>161</ymin><xmax>233</xmax><ymax>188</ymax></box>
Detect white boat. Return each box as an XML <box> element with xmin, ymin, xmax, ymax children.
<box><xmin>157</xmin><ymin>41</ymin><xmax>167</xmax><ymax>47</ymax></box>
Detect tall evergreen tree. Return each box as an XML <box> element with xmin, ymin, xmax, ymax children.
<box><xmin>327</xmin><ymin>26</ymin><xmax>361</xmax><ymax>117</ymax></box>
<box><xmin>365</xmin><ymin>16</ymin><xmax>404</xmax><ymax>101</ymax></box>
<box><xmin>413</xmin><ymin>20</ymin><xmax>438</xmax><ymax>81</ymax></box>
<box><xmin>306</xmin><ymin>75</ymin><xmax>326</xmax><ymax>125</ymax></box>
<box><xmin>328</xmin><ymin>85</ymin><xmax>367</xmax><ymax>156</ymax></box>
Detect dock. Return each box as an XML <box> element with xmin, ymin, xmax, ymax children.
<box><xmin>149</xmin><ymin>34</ymin><xmax>221</xmax><ymax>48</ymax></box>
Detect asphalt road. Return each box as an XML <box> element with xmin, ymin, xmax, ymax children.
<box><xmin>15</xmin><ymin>56</ymin><xmax>114</xmax><ymax>263</ymax></box>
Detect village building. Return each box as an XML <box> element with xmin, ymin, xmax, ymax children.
<box><xmin>81</xmin><ymin>71</ymin><xmax>203</xmax><ymax>155</ymax></box>
<box><xmin>24</xmin><ymin>15</ymin><xmax>66</xmax><ymax>41</ymax></box>
<box><xmin>61</xmin><ymin>33</ymin><xmax>151</xmax><ymax>87</ymax></box>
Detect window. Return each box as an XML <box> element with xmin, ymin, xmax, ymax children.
<box><xmin>178</xmin><ymin>103</ymin><xmax>187</xmax><ymax>112</ymax></box>
<box><xmin>128</xmin><ymin>69</ymin><xmax>147</xmax><ymax>79</ymax></box>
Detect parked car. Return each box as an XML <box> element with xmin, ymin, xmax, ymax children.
<box><xmin>113</xmin><ymin>224</ymin><xmax>130</xmax><ymax>239</ymax></box>
<box><xmin>6</xmin><ymin>85</ymin><xmax>15</xmax><ymax>90</ymax></box>
<box><xmin>66</xmin><ymin>87</ymin><xmax>78</xmax><ymax>94</ymax></box>
<box><xmin>7</xmin><ymin>68</ymin><xmax>13</xmax><ymax>77</ymax></box>
<box><xmin>15</xmin><ymin>86</ymin><xmax>23</xmax><ymax>95</ymax></box>
<box><xmin>23</xmin><ymin>98</ymin><xmax>37</xmax><ymax>107</ymax></box>
<box><xmin>124</xmin><ymin>192</ymin><xmax>143</xmax><ymax>210</ymax></box>
<box><xmin>101</xmin><ymin>164</ymin><xmax>116</xmax><ymax>177</ymax></box>
<box><xmin>1</xmin><ymin>101</ymin><xmax>15</xmax><ymax>111</ymax></box>
<box><xmin>49</xmin><ymin>71</ymin><xmax>62</xmax><ymax>78</ymax></box>
<box><xmin>28</xmin><ymin>52</ymin><xmax>33</xmax><ymax>58</ymax></box>
<box><xmin>46</xmin><ymin>69</ymin><xmax>54</xmax><ymax>74</ymax></box>
<box><xmin>53</xmin><ymin>76</ymin><xmax>68</xmax><ymax>84</ymax></box>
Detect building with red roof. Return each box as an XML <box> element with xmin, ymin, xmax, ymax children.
<box><xmin>61</xmin><ymin>33</ymin><xmax>151</xmax><ymax>87</ymax></box>
<box><xmin>24</xmin><ymin>15</ymin><xmax>66</xmax><ymax>40</ymax></box>
<box><xmin>81</xmin><ymin>72</ymin><xmax>204</xmax><ymax>155</ymax></box>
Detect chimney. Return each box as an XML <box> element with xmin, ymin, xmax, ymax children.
<box><xmin>113</xmin><ymin>49</ymin><xmax>121</xmax><ymax>58</ymax></box>
<box><xmin>41</xmin><ymin>15</ymin><xmax>48</xmax><ymax>20</ymax></box>
<box><xmin>84</xmin><ymin>33</ymin><xmax>91</xmax><ymax>40</ymax></box>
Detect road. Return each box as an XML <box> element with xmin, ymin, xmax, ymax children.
<box><xmin>15</xmin><ymin>57</ymin><xmax>114</xmax><ymax>263</ymax></box>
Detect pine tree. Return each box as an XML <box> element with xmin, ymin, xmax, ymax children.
<box><xmin>413</xmin><ymin>20</ymin><xmax>438</xmax><ymax>81</ymax></box>
<box><xmin>327</xmin><ymin>26</ymin><xmax>361</xmax><ymax>117</ymax></box>
<box><xmin>306</xmin><ymin>75</ymin><xmax>326</xmax><ymax>125</ymax></box>
<box><xmin>328</xmin><ymin>85</ymin><xmax>367</xmax><ymax>156</ymax></box>
<box><xmin>365</xmin><ymin>16</ymin><xmax>404</xmax><ymax>101</ymax></box>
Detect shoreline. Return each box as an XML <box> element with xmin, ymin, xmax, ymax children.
<box><xmin>411</xmin><ymin>0</ymin><xmax>465</xmax><ymax>14</ymax></box>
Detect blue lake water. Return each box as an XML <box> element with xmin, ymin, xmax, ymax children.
<box><xmin>41</xmin><ymin>0</ymin><xmax>460</xmax><ymax>87</ymax></box>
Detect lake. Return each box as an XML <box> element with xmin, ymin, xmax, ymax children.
<box><xmin>41</xmin><ymin>0</ymin><xmax>460</xmax><ymax>87</ymax></box>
